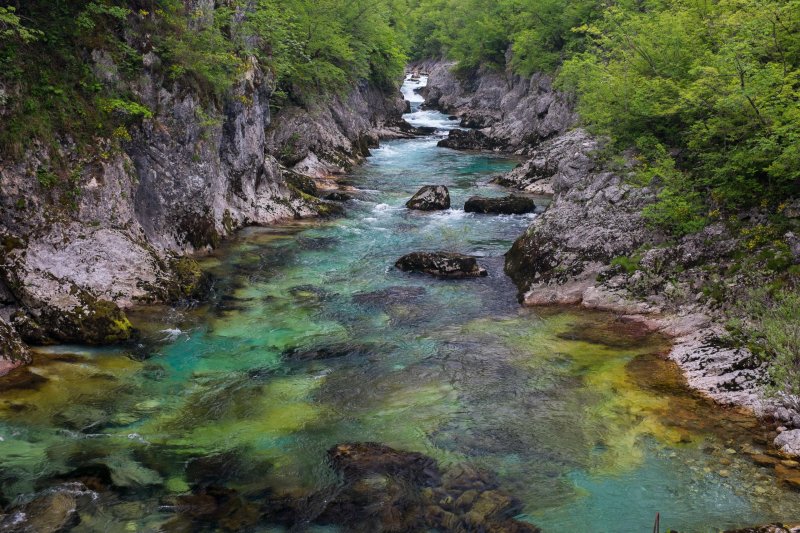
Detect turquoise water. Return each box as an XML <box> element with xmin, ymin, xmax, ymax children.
<box><xmin>0</xmin><ymin>78</ymin><xmax>798</xmax><ymax>532</ymax></box>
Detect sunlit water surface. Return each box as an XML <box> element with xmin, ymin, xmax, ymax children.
<box><xmin>0</xmin><ymin>76</ymin><xmax>798</xmax><ymax>532</ymax></box>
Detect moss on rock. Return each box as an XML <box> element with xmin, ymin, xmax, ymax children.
<box><xmin>0</xmin><ymin>317</ymin><xmax>31</xmax><ymax>370</ymax></box>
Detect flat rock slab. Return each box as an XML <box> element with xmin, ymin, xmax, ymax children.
<box><xmin>395</xmin><ymin>252</ymin><xmax>487</xmax><ymax>278</ymax></box>
<box><xmin>464</xmin><ymin>195</ymin><xmax>536</xmax><ymax>215</ymax></box>
<box><xmin>406</xmin><ymin>185</ymin><xmax>451</xmax><ymax>210</ymax></box>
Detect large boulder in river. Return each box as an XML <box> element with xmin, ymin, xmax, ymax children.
<box><xmin>437</xmin><ymin>129</ymin><xmax>499</xmax><ymax>151</ymax></box>
<box><xmin>395</xmin><ymin>252</ymin><xmax>487</xmax><ymax>278</ymax></box>
<box><xmin>406</xmin><ymin>185</ymin><xmax>451</xmax><ymax>211</ymax></box>
<box><xmin>464</xmin><ymin>195</ymin><xmax>537</xmax><ymax>215</ymax></box>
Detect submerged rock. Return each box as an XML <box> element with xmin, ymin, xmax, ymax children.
<box><xmin>464</xmin><ymin>195</ymin><xmax>537</xmax><ymax>215</ymax></box>
<box><xmin>168</xmin><ymin>485</ymin><xmax>261</xmax><ymax>532</ymax></box>
<box><xmin>328</xmin><ymin>442</ymin><xmax>441</xmax><ymax>486</ymax></box>
<box><xmin>437</xmin><ymin>129</ymin><xmax>499</xmax><ymax>151</ymax></box>
<box><xmin>395</xmin><ymin>252</ymin><xmax>487</xmax><ymax>278</ymax></box>
<box><xmin>309</xmin><ymin>443</ymin><xmax>541</xmax><ymax>532</ymax></box>
<box><xmin>0</xmin><ymin>483</ymin><xmax>94</xmax><ymax>533</ymax></box>
<box><xmin>282</xmin><ymin>342</ymin><xmax>377</xmax><ymax>362</ymax></box>
<box><xmin>352</xmin><ymin>286</ymin><xmax>426</xmax><ymax>308</ymax></box>
<box><xmin>406</xmin><ymin>185</ymin><xmax>451</xmax><ymax>211</ymax></box>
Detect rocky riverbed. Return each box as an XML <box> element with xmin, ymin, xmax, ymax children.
<box><xmin>416</xmin><ymin>59</ymin><xmax>800</xmax><ymax>459</ymax></box>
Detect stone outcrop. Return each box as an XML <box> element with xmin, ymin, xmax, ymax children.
<box><xmin>406</xmin><ymin>185</ymin><xmax>451</xmax><ymax>210</ymax></box>
<box><xmin>464</xmin><ymin>195</ymin><xmax>536</xmax><ymax>215</ymax></box>
<box><xmin>418</xmin><ymin>60</ymin><xmax>576</xmax><ymax>152</ymax></box>
<box><xmin>437</xmin><ymin>129</ymin><xmax>500</xmax><ymax>151</ymax></box>
<box><xmin>396</xmin><ymin>252</ymin><xmax>488</xmax><ymax>278</ymax></box>
<box><xmin>0</xmin><ymin>51</ymin><xmax>405</xmax><ymax>364</ymax></box>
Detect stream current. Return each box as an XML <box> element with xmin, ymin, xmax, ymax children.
<box><xmin>0</xmin><ymin>76</ymin><xmax>798</xmax><ymax>532</ymax></box>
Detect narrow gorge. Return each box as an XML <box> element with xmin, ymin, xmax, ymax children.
<box><xmin>1</xmin><ymin>1</ymin><xmax>799</xmax><ymax>531</ymax></box>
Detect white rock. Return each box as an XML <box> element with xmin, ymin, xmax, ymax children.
<box><xmin>774</xmin><ymin>429</ymin><xmax>800</xmax><ymax>457</ymax></box>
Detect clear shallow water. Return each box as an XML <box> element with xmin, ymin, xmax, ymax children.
<box><xmin>0</xmin><ymin>77</ymin><xmax>798</xmax><ymax>532</ymax></box>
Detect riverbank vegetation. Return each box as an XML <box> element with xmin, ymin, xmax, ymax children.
<box><xmin>0</xmin><ymin>0</ymin><xmax>408</xmax><ymax>158</ymax></box>
<box><xmin>408</xmin><ymin>0</ymin><xmax>799</xmax><ymax>224</ymax></box>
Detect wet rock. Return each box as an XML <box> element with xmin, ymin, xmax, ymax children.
<box><xmin>0</xmin><ymin>483</ymin><xmax>93</xmax><ymax>533</ymax></box>
<box><xmin>464</xmin><ymin>195</ymin><xmax>537</xmax><ymax>215</ymax></box>
<box><xmin>0</xmin><ymin>317</ymin><xmax>30</xmax><ymax>376</ymax></box>
<box><xmin>283</xmin><ymin>342</ymin><xmax>377</xmax><ymax>362</ymax></box>
<box><xmin>283</xmin><ymin>169</ymin><xmax>318</xmax><ymax>196</ymax></box>
<box><xmin>328</xmin><ymin>442</ymin><xmax>441</xmax><ymax>486</ymax></box>
<box><xmin>406</xmin><ymin>185</ymin><xmax>451</xmax><ymax>211</ymax></box>
<box><xmin>750</xmin><ymin>454</ymin><xmax>780</xmax><ymax>467</ymax></box>
<box><xmin>395</xmin><ymin>252</ymin><xmax>487</xmax><ymax>278</ymax></box>
<box><xmin>775</xmin><ymin>429</ymin><xmax>800</xmax><ymax>457</ymax></box>
<box><xmin>170</xmin><ymin>486</ymin><xmax>261</xmax><ymax>532</ymax></box>
<box><xmin>437</xmin><ymin>129</ymin><xmax>500</xmax><ymax>151</ymax></box>
<box><xmin>325</xmin><ymin>191</ymin><xmax>353</xmax><ymax>202</ymax></box>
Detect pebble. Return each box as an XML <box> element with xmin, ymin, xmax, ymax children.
<box><xmin>719</xmin><ymin>470</ymin><xmax>730</xmax><ymax>478</ymax></box>
<box><xmin>725</xmin><ymin>448</ymin><xmax>737</xmax><ymax>454</ymax></box>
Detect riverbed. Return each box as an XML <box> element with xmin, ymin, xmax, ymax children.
<box><xmin>0</xmin><ymin>76</ymin><xmax>798</xmax><ymax>532</ymax></box>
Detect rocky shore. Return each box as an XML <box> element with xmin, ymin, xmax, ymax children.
<box><xmin>418</xmin><ymin>59</ymin><xmax>800</xmax><ymax>459</ymax></box>
<box><xmin>0</xmin><ymin>54</ymin><xmax>413</xmax><ymax>369</ymax></box>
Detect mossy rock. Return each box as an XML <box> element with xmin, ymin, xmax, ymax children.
<box><xmin>283</xmin><ymin>169</ymin><xmax>318</xmax><ymax>197</ymax></box>
<box><xmin>0</xmin><ymin>316</ymin><xmax>31</xmax><ymax>366</ymax></box>
<box><xmin>168</xmin><ymin>256</ymin><xmax>207</xmax><ymax>299</ymax></box>
<box><xmin>13</xmin><ymin>283</ymin><xmax>132</xmax><ymax>345</ymax></box>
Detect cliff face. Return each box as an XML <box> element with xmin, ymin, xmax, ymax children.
<box><xmin>0</xmin><ymin>52</ymin><xmax>405</xmax><ymax>367</ymax></box>
<box><xmin>419</xmin><ymin>60</ymin><xmax>576</xmax><ymax>152</ymax></box>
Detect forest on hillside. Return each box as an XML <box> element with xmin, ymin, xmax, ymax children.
<box><xmin>3</xmin><ymin>0</ymin><xmax>798</xmax><ymax>224</ymax></box>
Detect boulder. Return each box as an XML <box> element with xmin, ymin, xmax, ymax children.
<box><xmin>464</xmin><ymin>195</ymin><xmax>537</xmax><ymax>215</ymax></box>
<box><xmin>395</xmin><ymin>252</ymin><xmax>487</xmax><ymax>278</ymax></box>
<box><xmin>775</xmin><ymin>429</ymin><xmax>800</xmax><ymax>457</ymax></box>
<box><xmin>325</xmin><ymin>192</ymin><xmax>353</xmax><ymax>202</ymax></box>
<box><xmin>437</xmin><ymin>129</ymin><xmax>499</xmax><ymax>151</ymax></box>
<box><xmin>406</xmin><ymin>185</ymin><xmax>451</xmax><ymax>211</ymax></box>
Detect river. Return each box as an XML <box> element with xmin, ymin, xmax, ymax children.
<box><xmin>0</xmin><ymin>76</ymin><xmax>798</xmax><ymax>532</ymax></box>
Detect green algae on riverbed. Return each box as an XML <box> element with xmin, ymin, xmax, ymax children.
<box><xmin>1</xmin><ymin>84</ymin><xmax>799</xmax><ymax>532</ymax></box>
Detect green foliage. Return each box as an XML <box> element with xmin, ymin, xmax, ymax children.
<box><xmin>558</xmin><ymin>0</ymin><xmax>800</xmax><ymax>222</ymax></box>
<box><xmin>0</xmin><ymin>0</ymin><xmax>408</xmax><ymax>157</ymax></box>
<box><xmin>406</xmin><ymin>0</ymin><xmax>598</xmax><ymax>73</ymax></box>
<box><xmin>734</xmin><ymin>282</ymin><xmax>800</xmax><ymax>398</ymax></box>
<box><xmin>98</xmin><ymin>98</ymin><xmax>153</xmax><ymax>120</ymax></box>
<box><xmin>610</xmin><ymin>254</ymin><xmax>642</xmax><ymax>274</ymax></box>
<box><xmin>36</xmin><ymin>167</ymin><xmax>58</xmax><ymax>189</ymax></box>
<box><xmin>0</xmin><ymin>6</ymin><xmax>42</xmax><ymax>42</ymax></box>
<box><xmin>410</xmin><ymin>0</ymin><xmax>799</xmax><ymax>234</ymax></box>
